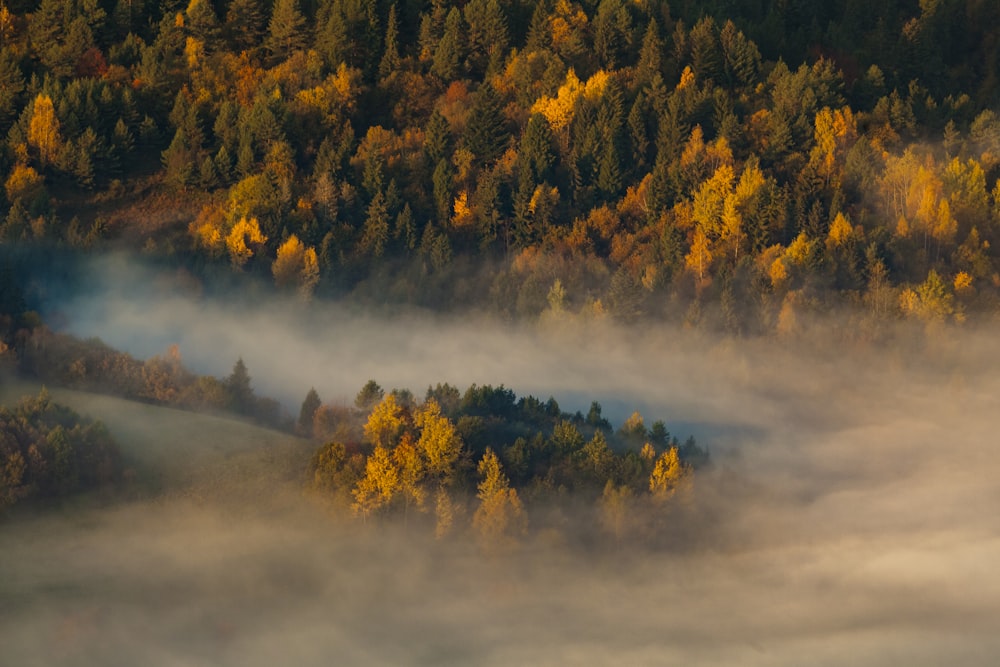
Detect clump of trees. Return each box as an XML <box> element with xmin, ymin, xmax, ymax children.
<box><xmin>0</xmin><ymin>388</ymin><xmax>122</xmax><ymax>511</ymax></box>
<box><xmin>306</xmin><ymin>379</ymin><xmax>705</xmax><ymax>549</ymax></box>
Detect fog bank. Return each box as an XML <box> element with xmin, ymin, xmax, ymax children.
<box><xmin>4</xmin><ymin>254</ymin><xmax>1000</xmax><ymax>664</ymax></box>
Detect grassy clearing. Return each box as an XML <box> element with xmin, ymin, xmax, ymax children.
<box><xmin>0</xmin><ymin>379</ymin><xmax>313</xmax><ymax>505</ymax></box>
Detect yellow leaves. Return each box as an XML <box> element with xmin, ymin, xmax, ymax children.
<box><xmin>677</xmin><ymin>65</ymin><xmax>695</xmax><ymax>91</ymax></box>
<box><xmin>810</xmin><ymin>106</ymin><xmax>857</xmax><ymax>178</ymax></box>
<box><xmin>451</xmin><ymin>190</ymin><xmax>474</xmax><ymax>227</ymax></box>
<box><xmin>784</xmin><ymin>232</ymin><xmax>814</xmax><ymax>266</ymax></box>
<box><xmin>272</xmin><ymin>234</ymin><xmax>320</xmax><ymax>298</ymax></box>
<box><xmin>684</xmin><ymin>227</ymin><xmax>713</xmax><ymax>286</ymax></box>
<box><xmin>4</xmin><ymin>163</ymin><xmax>44</xmax><ymax>203</ymax></box>
<box><xmin>294</xmin><ymin>63</ymin><xmax>362</xmax><ymax>118</ymax></box>
<box><xmin>549</xmin><ymin>0</ymin><xmax>588</xmax><ymax>52</ymax></box>
<box><xmin>826</xmin><ymin>212</ymin><xmax>854</xmax><ymax>248</ymax></box>
<box><xmin>225</xmin><ymin>217</ymin><xmax>267</xmax><ymax>268</ymax></box>
<box><xmin>692</xmin><ymin>163</ymin><xmax>735</xmax><ymax>238</ymax></box>
<box><xmin>363</xmin><ymin>393</ymin><xmax>407</xmax><ymax>449</ymax></box>
<box><xmin>639</xmin><ymin>442</ymin><xmax>656</xmax><ymax>463</ymax></box>
<box><xmin>530</xmin><ymin>68</ymin><xmax>610</xmax><ymax>133</ymax></box>
<box><xmin>189</xmin><ymin>204</ymin><xmax>227</xmax><ymax>255</ymax></box>
<box><xmin>648</xmin><ymin>446</ymin><xmax>690</xmax><ymax>501</ymax></box>
<box><xmin>932</xmin><ymin>198</ymin><xmax>957</xmax><ymax>246</ymax></box>
<box><xmin>530</xmin><ymin>68</ymin><xmax>581</xmax><ymax>132</ymax></box>
<box><xmin>352</xmin><ymin>445</ymin><xmax>400</xmax><ymax>518</ymax></box>
<box><xmin>954</xmin><ymin>271</ymin><xmax>974</xmax><ymax>294</ymax></box>
<box><xmin>414</xmin><ymin>399</ymin><xmax>463</xmax><ymax>482</ymax></box>
<box><xmin>768</xmin><ymin>256</ymin><xmax>788</xmax><ymax>287</ymax></box>
<box><xmin>184</xmin><ymin>37</ymin><xmax>204</xmax><ymax>71</ymax></box>
<box><xmin>473</xmin><ymin>449</ymin><xmax>526</xmax><ymax>550</ymax></box>
<box><xmin>895</xmin><ymin>215</ymin><xmax>911</xmax><ymax>239</ymax></box>
<box><xmin>27</xmin><ymin>94</ymin><xmax>62</xmax><ymax>167</ymax></box>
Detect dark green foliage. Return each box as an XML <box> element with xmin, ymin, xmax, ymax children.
<box><xmin>464</xmin><ymin>83</ymin><xmax>509</xmax><ymax>167</ymax></box>
<box><xmin>298</xmin><ymin>388</ymin><xmax>322</xmax><ymax>437</ymax></box>
<box><xmin>355</xmin><ymin>379</ymin><xmax>385</xmax><ymax>411</ymax></box>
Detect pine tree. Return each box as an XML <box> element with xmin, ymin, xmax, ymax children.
<box><xmin>378</xmin><ymin>3</ymin><xmax>401</xmax><ymax>80</ymax></box>
<box><xmin>298</xmin><ymin>388</ymin><xmax>321</xmax><ymax>436</ymax></box>
<box><xmin>432</xmin><ymin>7</ymin><xmax>464</xmax><ymax>80</ymax></box>
<box><xmin>464</xmin><ymin>82</ymin><xmax>509</xmax><ymax>167</ymax></box>
<box><xmin>265</xmin><ymin>0</ymin><xmax>308</xmax><ymax>64</ymax></box>
<box><xmin>225</xmin><ymin>357</ymin><xmax>255</xmax><ymax>415</ymax></box>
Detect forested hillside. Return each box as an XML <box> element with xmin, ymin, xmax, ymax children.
<box><xmin>2</xmin><ymin>0</ymin><xmax>1000</xmax><ymax>330</ymax></box>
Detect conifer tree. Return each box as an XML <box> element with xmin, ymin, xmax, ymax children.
<box><xmin>464</xmin><ymin>82</ymin><xmax>509</xmax><ymax>167</ymax></box>
<box><xmin>265</xmin><ymin>0</ymin><xmax>308</xmax><ymax>64</ymax></box>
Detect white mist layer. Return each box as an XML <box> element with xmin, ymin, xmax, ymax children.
<box><xmin>5</xmin><ymin>255</ymin><xmax>999</xmax><ymax>665</ymax></box>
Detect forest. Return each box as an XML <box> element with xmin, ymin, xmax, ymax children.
<box><xmin>0</xmin><ymin>0</ymin><xmax>998</xmax><ymax>333</ymax></box>
<box><xmin>3</xmin><ymin>0</ymin><xmax>1000</xmax><ymax>663</ymax></box>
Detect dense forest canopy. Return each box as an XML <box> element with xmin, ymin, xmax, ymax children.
<box><xmin>0</xmin><ymin>0</ymin><xmax>998</xmax><ymax>332</ymax></box>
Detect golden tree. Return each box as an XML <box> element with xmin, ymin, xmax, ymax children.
<box><xmin>352</xmin><ymin>445</ymin><xmax>400</xmax><ymax>519</ymax></box>
<box><xmin>27</xmin><ymin>94</ymin><xmax>62</xmax><ymax>167</ymax></box>
<box><xmin>225</xmin><ymin>216</ymin><xmax>267</xmax><ymax>268</ymax></box>
<box><xmin>414</xmin><ymin>399</ymin><xmax>463</xmax><ymax>484</ymax></box>
<box><xmin>648</xmin><ymin>446</ymin><xmax>691</xmax><ymax>501</ymax></box>
<box><xmin>472</xmin><ymin>448</ymin><xmax>526</xmax><ymax>549</ymax></box>
<box><xmin>363</xmin><ymin>393</ymin><xmax>408</xmax><ymax>449</ymax></box>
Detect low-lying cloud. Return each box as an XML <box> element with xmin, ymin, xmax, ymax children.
<box><xmin>4</xmin><ymin>253</ymin><xmax>1000</xmax><ymax>665</ymax></box>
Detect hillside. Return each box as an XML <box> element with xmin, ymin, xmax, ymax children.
<box><xmin>0</xmin><ymin>380</ymin><xmax>312</xmax><ymax>499</ymax></box>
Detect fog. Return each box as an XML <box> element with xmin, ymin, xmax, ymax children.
<box><xmin>4</xmin><ymin>254</ymin><xmax>1000</xmax><ymax>665</ymax></box>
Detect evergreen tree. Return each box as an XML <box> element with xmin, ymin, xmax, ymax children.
<box><xmin>432</xmin><ymin>7</ymin><xmax>464</xmax><ymax>80</ymax></box>
<box><xmin>265</xmin><ymin>0</ymin><xmax>308</xmax><ymax>64</ymax></box>
<box><xmin>298</xmin><ymin>388</ymin><xmax>322</xmax><ymax>436</ymax></box>
<box><xmin>464</xmin><ymin>82</ymin><xmax>509</xmax><ymax>167</ymax></box>
<box><xmin>378</xmin><ymin>3</ymin><xmax>401</xmax><ymax>80</ymax></box>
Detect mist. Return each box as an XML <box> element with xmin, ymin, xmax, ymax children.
<box><xmin>4</xmin><ymin>253</ymin><xmax>1000</xmax><ymax>665</ymax></box>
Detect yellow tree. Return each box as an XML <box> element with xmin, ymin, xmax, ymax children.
<box><xmin>685</xmin><ymin>227</ymin><xmax>713</xmax><ymax>290</ymax></box>
<box><xmin>272</xmin><ymin>234</ymin><xmax>320</xmax><ymax>298</ymax></box>
<box><xmin>363</xmin><ymin>393</ymin><xmax>408</xmax><ymax>449</ymax></box>
<box><xmin>414</xmin><ymin>399</ymin><xmax>463</xmax><ymax>484</ymax></box>
<box><xmin>225</xmin><ymin>216</ymin><xmax>267</xmax><ymax>268</ymax></box>
<box><xmin>352</xmin><ymin>445</ymin><xmax>400</xmax><ymax>519</ymax></box>
<box><xmin>648</xmin><ymin>446</ymin><xmax>691</xmax><ymax>501</ymax></box>
<box><xmin>27</xmin><ymin>94</ymin><xmax>62</xmax><ymax>167</ymax></box>
<box><xmin>472</xmin><ymin>449</ymin><xmax>526</xmax><ymax>550</ymax></box>
<box><xmin>810</xmin><ymin>106</ymin><xmax>857</xmax><ymax>182</ymax></box>
<box><xmin>393</xmin><ymin>434</ymin><xmax>426</xmax><ymax>520</ymax></box>
<box><xmin>826</xmin><ymin>211</ymin><xmax>854</xmax><ymax>249</ymax></box>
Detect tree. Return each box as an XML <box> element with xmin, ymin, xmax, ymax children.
<box><xmin>225</xmin><ymin>357</ymin><xmax>254</xmax><ymax>415</ymax></box>
<box><xmin>363</xmin><ymin>393</ymin><xmax>407</xmax><ymax>448</ymax></box>
<box><xmin>414</xmin><ymin>399</ymin><xmax>463</xmax><ymax>484</ymax></box>
<box><xmin>432</xmin><ymin>7</ymin><xmax>464</xmax><ymax>80</ymax></box>
<box><xmin>649</xmin><ymin>446</ymin><xmax>690</xmax><ymax>501</ymax></box>
<box><xmin>352</xmin><ymin>445</ymin><xmax>400</xmax><ymax>518</ymax></box>
<box><xmin>378</xmin><ymin>3</ymin><xmax>401</xmax><ymax>80</ymax></box>
<box><xmin>355</xmin><ymin>379</ymin><xmax>384</xmax><ymax>411</ymax></box>
<box><xmin>464</xmin><ymin>82</ymin><xmax>509</xmax><ymax>167</ymax></box>
<box><xmin>225</xmin><ymin>0</ymin><xmax>267</xmax><ymax>52</ymax></box>
<box><xmin>225</xmin><ymin>217</ymin><xmax>267</xmax><ymax>268</ymax></box>
<box><xmin>265</xmin><ymin>0</ymin><xmax>308</xmax><ymax>64</ymax></box>
<box><xmin>393</xmin><ymin>435</ymin><xmax>426</xmax><ymax>519</ymax></box>
<box><xmin>472</xmin><ymin>448</ymin><xmax>526</xmax><ymax>549</ymax></box>
<box><xmin>272</xmin><ymin>235</ymin><xmax>320</xmax><ymax>298</ymax></box>
<box><xmin>27</xmin><ymin>94</ymin><xmax>63</xmax><ymax>168</ymax></box>
<box><xmin>298</xmin><ymin>388</ymin><xmax>321</xmax><ymax>437</ymax></box>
